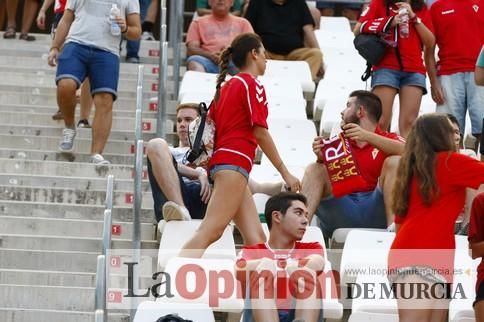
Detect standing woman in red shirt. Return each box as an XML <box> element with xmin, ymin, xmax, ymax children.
<box><xmin>354</xmin><ymin>0</ymin><xmax>435</xmax><ymax>138</ymax></box>
<box><xmin>180</xmin><ymin>33</ymin><xmax>301</xmax><ymax>258</ymax></box>
<box><xmin>388</xmin><ymin>113</ymin><xmax>484</xmax><ymax>321</ymax></box>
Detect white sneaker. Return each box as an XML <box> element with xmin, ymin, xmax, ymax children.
<box><xmin>59</xmin><ymin>128</ymin><xmax>76</xmax><ymax>152</ymax></box>
<box><xmin>90</xmin><ymin>153</ymin><xmax>110</xmax><ymax>166</ymax></box>
<box><xmin>162</xmin><ymin>201</ymin><xmax>191</xmax><ymax>221</ymax></box>
<box><xmin>141</xmin><ymin>31</ymin><xmax>154</xmax><ymax>41</ymax></box>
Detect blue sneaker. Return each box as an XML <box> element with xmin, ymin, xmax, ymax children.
<box><xmin>59</xmin><ymin>128</ymin><xmax>76</xmax><ymax>152</ymax></box>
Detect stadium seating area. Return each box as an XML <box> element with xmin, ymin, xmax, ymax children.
<box><xmin>0</xmin><ymin>8</ymin><xmax>481</xmax><ymax>322</ymax></box>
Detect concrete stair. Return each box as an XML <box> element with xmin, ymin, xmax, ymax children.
<box><xmin>0</xmin><ymin>32</ymin><xmax>174</xmax><ymax>321</ymax></box>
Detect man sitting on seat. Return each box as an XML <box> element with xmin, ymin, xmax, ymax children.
<box><xmin>245</xmin><ymin>0</ymin><xmax>324</xmax><ymax>81</ymax></box>
<box><xmin>236</xmin><ymin>192</ymin><xmax>324</xmax><ymax>322</ymax></box>
<box><xmin>186</xmin><ymin>0</ymin><xmax>253</xmax><ymax>74</ymax></box>
<box><xmin>301</xmin><ymin>90</ymin><xmax>404</xmax><ymax>238</ymax></box>
<box><xmin>146</xmin><ymin>103</ymin><xmax>284</xmax><ymax>222</ymax></box>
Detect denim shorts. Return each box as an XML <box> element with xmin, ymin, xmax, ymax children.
<box><xmin>210</xmin><ymin>164</ymin><xmax>249</xmax><ymax>181</ymax></box>
<box><xmin>371</xmin><ymin>68</ymin><xmax>427</xmax><ymax>95</ymax></box>
<box><xmin>436</xmin><ymin>72</ymin><xmax>484</xmax><ymax>135</ymax></box>
<box><xmin>316</xmin><ymin>186</ymin><xmax>387</xmax><ymax>238</ymax></box>
<box><xmin>147</xmin><ymin>157</ymin><xmax>207</xmax><ymax>222</ymax></box>
<box><xmin>186</xmin><ymin>55</ymin><xmax>238</xmax><ymax>75</ymax></box>
<box><xmin>56</xmin><ymin>42</ymin><xmax>120</xmax><ymax>100</ymax></box>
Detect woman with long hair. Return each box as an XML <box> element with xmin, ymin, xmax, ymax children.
<box><xmin>354</xmin><ymin>0</ymin><xmax>435</xmax><ymax>138</ymax></box>
<box><xmin>179</xmin><ymin>33</ymin><xmax>301</xmax><ymax>258</ymax></box>
<box><xmin>388</xmin><ymin>113</ymin><xmax>484</xmax><ymax>321</ymax></box>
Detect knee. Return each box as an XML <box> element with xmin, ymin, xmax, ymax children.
<box><xmin>203</xmin><ymin>225</ymin><xmax>226</xmax><ymax>245</ymax></box>
<box><xmin>187</xmin><ymin>60</ymin><xmax>205</xmax><ymax>72</ymax></box>
<box><xmin>304</xmin><ymin>162</ymin><xmax>326</xmax><ymax>181</ymax></box>
<box><xmin>146</xmin><ymin>138</ymin><xmax>170</xmax><ymax>159</ymax></box>
<box><xmin>94</xmin><ymin>93</ymin><xmax>113</xmax><ymax>110</ymax></box>
<box><xmin>57</xmin><ymin>79</ymin><xmax>78</xmax><ymax>94</ymax></box>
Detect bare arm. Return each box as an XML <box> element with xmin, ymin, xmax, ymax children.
<box><xmin>177</xmin><ymin>164</ymin><xmax>211</xmax><ymax>203</ymax></box>
<box><xmin>253</xmin><ymin>126</ymin><xmax>300</xmax><ymax>192</ymax></box>
<box><xmin>48</xmin><ymin>9</ymin><xmax>75</xmax><ymax>66</ymax></box>
<box><xmin>36</xmin><ymin>0</ymin><xmax>55</xmax><ymax>29</ymax></box>
<box><xmin>476</xmin><ymin>65</ymin><xmax>484</xmax><ymax>86</ymax></box>
<box><xmin>302</xmin><ymin>24</ymin><xmax>319</xmax><ymax>49</ymax></box>
<box><xmin>470</xmin><ymin>241</ymin><xmax>484</xmax><ymax>259</ymax></box>
<box><xmin>424</xmin><ymin>45</ymin><xmax>445</xmax><ymax>105</ymax></box>
<box><xmin>123</xmin><ymin>13</ymin><xmax>141</xmax><ymax>40</ymax></box>
<box><xmin>187</xmin><ymin>41</ymin><xmax>219</xmax><ymax>62</ymax></box>
<box><xmin>414</xmin><ymin>20</ymin><xmax>435</xmax><ymax>49</ymax></box>
<box><xmin>343</xmin><ymin>123</ymin><xmax>405</xmax><ymax>155</ymax></box>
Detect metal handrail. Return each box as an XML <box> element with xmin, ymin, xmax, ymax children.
<box><xmin>94</xmin><ymin>255</ymin><xmax>107</xmax><ymax>322</ymax></box>
<box><xmin>102</xmin><ymin>209</ymin><xmax>112</xmax><ymax>256</ymax></box>
<box><xmin>105</xmin><ymin>174</ymin><xmax>114</xmax><ymax>210</ymax></box>
<box><xmin>172</xmin><ymin>0</ymin><xmax>184</xmax><ymax>98</ymax></box>
<box><xmin>156</xmin><ymin>0</ymin><xmax>168</xmax><ymax>138</ymax></box>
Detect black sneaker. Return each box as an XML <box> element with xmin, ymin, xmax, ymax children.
<box><xmin>77</xmin><ymin>119</ymin><xmax>91</xmax><ymax>128</ymax></box>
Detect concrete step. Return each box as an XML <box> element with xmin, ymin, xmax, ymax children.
<box><xmin>0</xmin><ymin>70</ymin><xmax>161</xmax><ymax>92</ymax></box>
<box><xmin>0</xmin><ymin>173</ymin><xmax>151</xmax><ymax>192</ymax></box>
<box><xmin>0</xmin><ymin>200</ymin><xmax>154</xmax><ymax>223</ymax></box>
<box><xmin>0</xmin><ymin>134</ymin><xmax>145</xmax><ymax>156</ymax></box>
<box><xmin>0</xmin><ymin>185</ymin><xmax>154</xmax><ymax>208</ymax></box>
<box><xmin>1</xmin><ymin>111</ymin><xmax>161</xmax><ymax>134</ymax></box>
<box><xmin>0</xmin><ymin>308</ymin><xmax>129</xmax><ymax>322</ymax></box>
<box><xmin>0</xmin><ymin>234</ymin><xmax>158</xmax><ymax>252</ymax></box>
<box><xmin>0</xmin><ymin>90</ymin><xmax>179</xmax><ymax>112</ymax></box>
<box><xmin>0</xmin><ymin>216</ymin><xmax>154</xmax><ymax>239</ymax></box>
<box><xmin>0</xmin><ymin>248</ymin><xmax>97</xmax><ymax>272</ymax></box>
<box><xmin>0</xmin><ymin>123</ymin><xmax>160</xmax><ymax>143</ymax></box>
<box><xmin>0</xmin><ymin>269</ymin><xmax>96</xmax><ymax>288</ymax></box>
<box><xmin>0</xmin><ymin>284</ymin><xmax>95</xmax><ymax>311</ymax></box>
<box><xmin>0</xmin><ymin>158</ymin><xmax>139</xmax><ymax>179</ymax></box>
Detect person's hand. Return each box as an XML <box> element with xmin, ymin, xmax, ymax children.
<box><xmin>36</xmin><ymin>10</ymin><xmax>46</xmax><ymax>30</ymax></box>
<box><xmin>113</xmin><ymin>16</ymin><xmax>127</xmax><ymax>33</ymax></box>
<box><xmin>196</xmin><ymin>167</ymin><xmax>211</xmax><ymax>204</ymax></box>
<box><xmin>48</xmin><ymin>47</ymin><xmax>59</xmax><ymax>66</ymax></box>
<box><xmin>342</xmin><ymin>123</ymin><xmax>370</xmax><ymax>141</ymax></box>
<box><xmin>282</xmin><ymin>172</ymin><xmax>301</xmax><ymax>193</ymax></box>
<box><xmin>390</xmin><ymin>14</ymin><xmax>402</xmax><ymax>28</ymax></box>
<box><xmin>317</xmin><ymin>63</ymin><xmax>325</xmax><ymax>79</ymax></box>
<box><xmin>312</xmin><ymin>136</ymin><xmax>325</xmax><ymax>160</ymax></box>
<box><xmin>210</xmin><ymin>52</ymin><xmax>221</xmax><ymax>64</ymax></box>
<box><xmin>430</xmin><ymin>81</ymin><xmax>445</xmax><ymax>105</ymax></box>
<box><xmin>396</xmin><ymin>2</ymin><xmax>415</xmax><ymax>19</ymax></box>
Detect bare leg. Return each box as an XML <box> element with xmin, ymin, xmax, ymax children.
<box><xmin>475</xmin><ymin>300</ymin><xmax>484</xmax><ymax>322</ymax></box>
<box><xmin>179</xmin><ymin>170</ymin><xmax>251</xmax><ymax>258</ymax></box>
<box><xmin>378</xmin><ymin>155</ymin><xmax>400</xmax><ymax>225</ymax></box>
<box><xmin>57</xmin><ymin>79</ymin><xmax>78</xmax><ymax>128</ymax></box>
<box><xmin>372</xmin><ymin>86</ymin><xmax>398</xmax><ymax>132</ymax></box>
<box><xmin>301</xmin><ymin>162</ymin><xmax>331</xmax><ymax>220</ymax></box>
<box><xmin>187</xmin><ymin>60</ymin><xmax>207</xmax><ymax>72</ymax></box>
<box><xmin>5</xmin><ymin>0</ymin><xmax>17</xmax><ymax>29</ymax></box>
<box><xmin>144</xmin><ymin>0</ymin><xmax>158</xmax><ymax>23</ymax></box>
<box><xmin>250</xmin><ymin>271</ymin><xmax>279</xmax><ymax>322</ymax></box>
<box><xmin>20</xmin><ymin>0</ymin><xmax>38</xmax><ymax>35</ymax></box>
<box><xmin>91</xmin><ymin>93</ymin><xmax>113</xmax><ymax>154</ymax></box>
<box><xmin>79</xmin><ymin>79</ymin><xmax>93</xmax><ymax>120</ymax></box>
<box><xmin>0</xmin><ymin>1</ymin><xmax>6</xmax><ymax>30</ymax></box>
<box><xmin>247</xmin><ymin>178</ymin><xmax>283</xmax><ymax>196</ymax></box>
<box><xmin>294</xmin><ymin>271</ymin><xmax>322</xmax><ymax>322</ymax></box>
<box><xmin>232</xmin><ymin>186</ymin><xmax>266</xmax><ymax>245</ymax></box>
<box><xmin>146</xmin><ymin>138</ymin><xmax>185</xmax><ymax>206</ymax></box>
<box><xmin>399</xmin><ymin>85</ymin><xmax>423</xmax><ymax>138</ymax></box>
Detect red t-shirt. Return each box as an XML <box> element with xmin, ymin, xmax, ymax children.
<box><xmin>237</xmin><ymin>242</ymin><xmax>324</xmax><ymax>309</ymax></box>
<box><xmin>430</xmin><ymin>0</ymin><xmax>484</xmax><ymax>75</ymax></box>
<box><xmin>55</xmin><ymin>0</ymin><xmax>66</xmax><ymax>14</ymax></box>
<box><xmin>350</xmin><ymin>127</ymin><xmax>404</xmax><ymax>192</ymax></box>
<box><xmin>468</xmin><ymin>193</ymin><xmax>484</xmax><ymax>292</ymax></box>
<box><xmin>359</xmin><ymin>0</ymin><xmax>433</xmax><ymax>74</ymax></box>
<box><xmin>208</xmin><ymin>73</ymin><xmax>269</xmax><ymax>174</ymax></box>
<box><xmin>389</xmin><ymin>153</ymin><xmax>484</xmax><ymax>282</ymax></box>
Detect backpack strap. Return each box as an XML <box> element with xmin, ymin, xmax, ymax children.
<box><xmin>361</xmin><ymin>62</ymin><xmax>373</xmax><ymax>82</ymax></box>
<box><xmin>186</xmin><ymin>102</ymin><xmax>208</xmax><ymax>163</ymax></box>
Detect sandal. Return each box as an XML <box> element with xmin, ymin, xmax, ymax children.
<box><xmin>19</xmin><ymin>33</ymin><xmax>36</xmax><ymax>41</ymax></box>
<box><xmin>3</xmin><ymin>26</ymin><xmax>16</xmax><ymax>39</ymax></box>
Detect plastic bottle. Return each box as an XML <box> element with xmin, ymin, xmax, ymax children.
<box><xmin>110</xmin><ymin>4</ymin><xmax>121</xmax><ymax>36</ymax></box>
<box><xmin>399</xmin><ymin>8</ymin><xmax>409</xmax><ymax>39</ymax></box>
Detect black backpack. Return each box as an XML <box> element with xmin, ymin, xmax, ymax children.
<box><xmin>155</xmin><ymin>314</ymin><xmax>193</xmax><ymax>322</ymax></box>
<box><xmin>353</xmin><ymin>34</ymin><xmax>388</xmax><ymax>81</ymax></box>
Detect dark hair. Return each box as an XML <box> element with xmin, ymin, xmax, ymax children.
<box><xmin>384</xmin><ymin>0</ymin><xmax>425</xmax><ymax>12</ymax></box>
<box><xmin>446</xmin><ymin>113</ymin><xmax>459</xmax><ymax>128</ymax></box>
<box><xmin>392</xmin><ymin>113</ymin><xmax>455</xmax><ymax>216</ymax></box>
<box><xmin>176</xmin><ymin>103</ymin><xmax>200</xmax><ymax>115</ymax></box>
<box><xmin>264</xmin><ymin>192</ymin><xmax>307</xmax><ymax>230</ymax></box>
<box><xmin>214</xmin><ymin>33</ymin><xmax>263</xmax><ymax>101</ymax></box>
<box><xmin>349</xmin><ymin>90</ymin><xmax>382</xmax><ymax>123</ymax></box>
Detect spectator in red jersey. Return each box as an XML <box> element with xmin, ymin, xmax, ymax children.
<box><xmin>468</xmin><ymin>192</ymin><xmax>484</xmax><ymax>321</ymax></box>
<box><xmin>354</xmin><ymin>0</ymin><xmax>435</xmax><ymax>138</ymax></box>
<box><xmin>388</xmin><ymin>113</ymin><xmax>484</xmax><ymax>321</ymax></box>
<box><xmin>236</xmin><ymin>192</ymin><xmax>324</xmax><ymax>322</ymax></box>
<box><xmin>37</xmin><ymin>0</ymin><xmax>93</xmax><ymax>127</ymax></box>
<box><xmin>177</xmin><ymin>33</ymin><xmax>301</xmax><ymax>258</ymax></box>
<box><xmin>302</xmin><ymin>90</ymin><xmax>404</xmax><ymax>239</ymax></box>
<box><xmin>424</xmin><ymin>0</ymin><xmax>484</xmax><ymax>153</ymax></box>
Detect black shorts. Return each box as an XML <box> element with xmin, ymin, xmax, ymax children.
<box><xmin>474</xmin><ymin>280</ymin><xmax>484</xmax><ymax>306</ymax></box>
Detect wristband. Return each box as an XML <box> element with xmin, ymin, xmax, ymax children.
<box><xmin>50</xmin><ymin>46</ymin><xmax>59</xmax><ymax>51</ymax></box>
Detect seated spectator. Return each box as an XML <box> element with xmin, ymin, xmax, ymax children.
<box><xmin>186</xmin><ymin>0</ymin><xmax>253</xmax><ymax>74</ymax></box>
<box><xmin>468</xmin><ymin>192</ymin><xmax>484</xmax><ymax>321</ymax></box>
<box><xmin>146</xmin><ymin>103</ymin><xmax>286</xmax><ymax>222</ymax></box>
<box><xmin>3</xmin><ymin>0</ymin><xmax>39</xmax><ymax>40</ymax></box>
<box><xmin>316</xmin><ymin>0</ymin><xmax>362</xmax><ymax>22</ymax></box>
<box><xmin>245</xmin><ymin>0</ymin><xmax>324</xmax><ymax>81</ymax></box>
<box><xmin>196</xmin><ymin>0</ymin><xmax>243</xmax><ymax>16</ymax></box>
<box><xmin>236</xmin><ymin>192</ymin><xmax>324</xmax><ymax>322</ymax></box>
<box><xmin>301</xmin><ymin>90</ymin><xmax>404</xmax><ymax>238</ymax></box>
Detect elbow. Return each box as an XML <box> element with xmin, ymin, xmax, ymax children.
<box><xmin>423</xmin><ymin>34</ymin><xmax>436</xmax><ymax>50</ymax></box>
<box><xmin>353</xmin><ymin>24</ymin><xmax>361</xmax><ymax>37</ymax></box>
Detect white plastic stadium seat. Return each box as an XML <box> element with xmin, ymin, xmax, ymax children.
<box><xmin>259</xmin><ymin>76</ymin><xmax>305</xmax><ymax>101</ymax></box>
<box><xmin>264</xmin><ymin>59</ymin><xmax>315</xmax><ymax>93</ymax></box>
<box><xmin>319</xmin><ymin>16</ymin><xmax>352</xmax><ymax>34</ymax></box>
<box><xmin>178</xmin><ymin>71</ymin><xmax>217</xmax><ymax>101</ymax></box>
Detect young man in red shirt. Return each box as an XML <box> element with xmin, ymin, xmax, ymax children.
<box><xmin>424</xmin><ymin>0</ymin><xmax>484</xmax><ymax>151</ymax></box>
<box><xmin>301</xmin><ymin>90</ymin><xmax>405</xmax><ymax>238</ymax></box>
<box><xmin>236</xmin><ymin>192</ymin><xmax>324</xmax><ymax>322</ymax></box>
